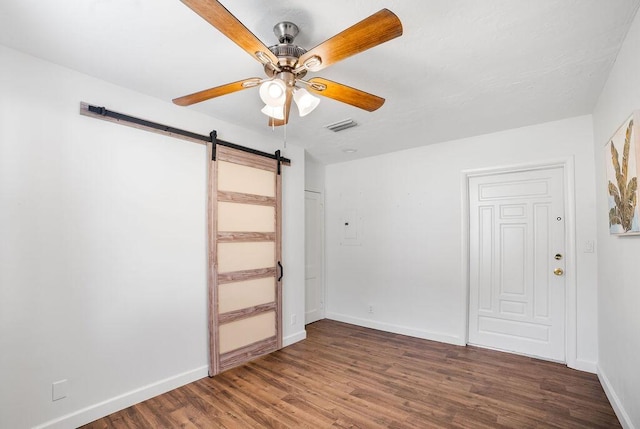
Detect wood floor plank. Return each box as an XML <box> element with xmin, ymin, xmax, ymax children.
<box><xmin>81</xmin><ymin>320</ymin><xmax>620</xmax><ymax>428</ymax></box>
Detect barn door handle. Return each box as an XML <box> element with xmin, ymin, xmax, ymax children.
<box><xmin>277</xmin><ymin>261</ymin><xmax>283</xmax><ymax>281</ymax></box>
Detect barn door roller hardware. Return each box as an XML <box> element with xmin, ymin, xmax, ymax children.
<box><xmin>79</xmin><ymin>102</ymin><xmax>291</xmax><ymax>166</ymax></box>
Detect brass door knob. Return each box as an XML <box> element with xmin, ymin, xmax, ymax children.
<box><xmin>553</xmin><ymin>268</ymin><xmax>564</xmax><ymax>276</ymax></box>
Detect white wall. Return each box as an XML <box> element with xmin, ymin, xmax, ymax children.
<box><xmin>592</xmin><ymin>7</ymin><xmax>640</xmax><ymax>428</ymax></box>
<box><xmin>304</xmin><ymin>151</ymin><xmax>325</xmax><ymax>193</ymax></box>
<box><xmin>325</xmin><ymin>115</ymin><xmax>598</xmax><ymax>369</ymax></box>
<box><xmin>0</xmin><ymin>45</ymin><xmax>305</xmax><ymax>429</ymax></box>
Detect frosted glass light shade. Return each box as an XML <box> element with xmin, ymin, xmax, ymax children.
<box><xmin>261</xmin><ymin>104</ymin><xmax>285</xmax><ymax>120</ymax></box>
<box><xmin>293</xmin><ymin>87</ymin><xmax>320</xmax><ymax>117</ymax></box>
<box><xmin>259</xmin><ymin>80</ymin><xmax>287</xmax><ymax>107</ymax></box>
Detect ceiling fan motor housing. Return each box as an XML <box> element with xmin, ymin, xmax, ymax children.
<box><xmin>264</xmin><ymin>22</ymin><xmax>308</xmax><ymax>78</ymax></box>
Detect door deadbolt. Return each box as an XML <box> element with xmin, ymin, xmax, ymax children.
<box><xmin>553</xmin><ymin>268</ymin><xmax>564</xmax><ymax>276</ymax></box>
<box><xmin>554</xmin><ymin>254</ymin><xmax>563</xmax><ymax>260</ymax></box>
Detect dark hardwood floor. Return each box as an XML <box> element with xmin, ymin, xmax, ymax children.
<box><xmin>82</xmin><ymin>320</ymin><xmax>620</xmax><ymax>428</ymax></box>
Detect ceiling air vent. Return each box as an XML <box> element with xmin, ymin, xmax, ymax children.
<box><xmin>325</xmin><ymin>119</ymin><xmax>358</xmax><ymax>132</ymax></box>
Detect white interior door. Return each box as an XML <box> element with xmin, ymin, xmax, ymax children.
<box><xmin>468</xmin><ymin>167</ymin><xmax>566</xmax><ymax>361</ymax></box>
<box><xmin>305</xmin><ymin>190</ymin><xmax>324</xmax><ymax>324</ymax></box>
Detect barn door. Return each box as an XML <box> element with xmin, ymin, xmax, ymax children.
<box><xmin>208</xmin><ymin>143</ymin><xmax>283</xmax><ymax>376</ymax></box>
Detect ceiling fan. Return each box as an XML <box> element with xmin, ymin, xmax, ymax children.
<box><xmin>172</xmin><ymin>0</ymin><xmax>403</xmax><ymax>126</ymax></box>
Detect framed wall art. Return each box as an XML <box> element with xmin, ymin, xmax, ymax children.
<box><xmin>605</xmin><ymin>111</ymin><xmax>640</xmax><ymax>235</ymax></box>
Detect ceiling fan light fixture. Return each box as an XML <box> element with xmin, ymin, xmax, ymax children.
<box><xmin>261</xmin><ymin>104</ymin><xmax>285</xmax><ymax>120</ymax></box>
<box><xmin>173</xmin><ymin>3</ymin><xmax>402</xmax><ymax>128</ymax></box>
<box><xmin>293</xmin><ymin>88</ymin><xmax>320</xmax><ymax>117</ymax></box>
<box><xmin>259</xmin><ymin>79</ymin><xmax>287</xmax><ymax>106</ymax></box>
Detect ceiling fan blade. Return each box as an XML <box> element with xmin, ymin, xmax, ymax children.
<box><xmin>268</xmin><ymin>89</ymin><xmax>293</xmax><ymax>127</ymax></box>
<box><xmin>173</xmin><ymin>77</ymin><xmax>261</xmax><ymax>106</ymax></box>
<box><xmin>180</xmin><ymin>0</ymin><xmax>279</xmax><ymax>65</ymax></box>
<box><xmin>307</xmin><ymin>77</ymin><xmax>385</xmax><ymax>112</ymax></box>
<box><xmin>298</xmin><ymin>9</ymin><xmax>402</xmax><ymax>72</ymax></box>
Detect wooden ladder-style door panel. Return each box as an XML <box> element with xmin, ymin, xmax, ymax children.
<box><xmin>208</xmin><ymin>144</ymin><xmax>282</xmax><ymax>376</ymax></box>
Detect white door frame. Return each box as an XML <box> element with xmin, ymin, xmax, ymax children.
<box><xmin>461</xmin><ymin>158</ymin><xmax>578</xmax><ymax>369</ymax></box>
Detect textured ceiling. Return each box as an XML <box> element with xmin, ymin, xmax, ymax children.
<box><xmin>1</xmin><ymin>0</ymin><xmax>639</xmax><ymax>163</ymax></box>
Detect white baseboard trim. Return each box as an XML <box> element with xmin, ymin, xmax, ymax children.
<box><xmin>34</xmin><ymin>365</ymin><xmax>209</xmax><ymax>429</ymax></box>
<box><xmin>326</xmin><ymin>312</ymin><xmax>465</xmax><ymax>346</ymax></box>
<box><xmin>283</xmin><ymin>329</ymin><xmax>307</xmax><ymax>347</ymax></box>
<box><xmin>34</xmin><ymin>331</ymin><xmax>306</xmax><ymax>429</ymax></box>
<box><xmin>568</xmin><ymin>358</ymin><xmax>597</xmax><ymax>374</ymax></box>
<box><xmin>598</xmin><ymin>366</ymin><xmax>635</xmax><ymax>429</ymax></box>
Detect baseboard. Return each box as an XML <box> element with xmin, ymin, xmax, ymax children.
<box><xmin>283</xmin><ymin>329</ymin><xmax>307</xmax><ymax>347</ymax></box>
<box><xmin>34</xmin><ymin>366</ymin><xmax>209</xmax><ymax>429</ymax></box>
<box><xmin>568</xmin><ymin>358</ymin><xmax>597</xmax><ymax>374</ymax></box>
<box><xmin>326</xmin><ymin>312</ymin><xmax>465</xmax><ymax>346</ymax></box>
<box><xmin>598</xmin><ymin>366</ymin><xmax>635</xmax><ymax>429</ymax></box>
<box><xmin>35</xmin><ymin>329</ymin><xmax>307</xmax><ymax>429</ymax></box>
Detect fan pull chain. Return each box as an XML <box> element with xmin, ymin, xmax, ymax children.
<box><xmin>284</xmin><ymin>121</ymin><xmax>287</xmax><ymax>148</ymax></box>
<box><xmin>282</xmin><ymin>101</ymin><xmax>288</xmax><ymax>148</ymax></box>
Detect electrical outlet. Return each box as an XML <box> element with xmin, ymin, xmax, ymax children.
<box><xmin>291</xmin><ymin>314</ymin><xmax>297</xmax><ymax>325</ymax></box>
<box><xmin>368</xmin><ymin>305</ymin><xmax>374</xmax><ymax>314</ymax></box>
<box><xmin>52</xmin><ymin>379</ymin><xmax>68</xmax><ymax>401</ymax></box>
